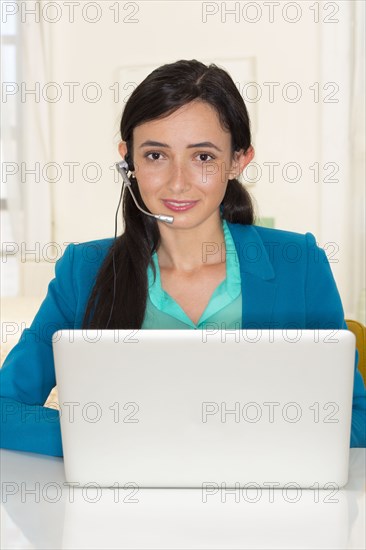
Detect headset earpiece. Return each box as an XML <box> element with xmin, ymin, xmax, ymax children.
<box><xmin>124</xmin><ymin>153</ymin><xmax>135</xmax><ymax>173</ymax></box>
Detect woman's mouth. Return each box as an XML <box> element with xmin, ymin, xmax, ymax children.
<box><xmin>162</xmin><ymin>200</ymin><xmax>199</xmax><ymax>212</ymax></box>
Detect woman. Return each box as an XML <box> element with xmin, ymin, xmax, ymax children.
<box><xmin>1</xmin><ymin>59</ymin><xmax>365</xmax><ymax>455</ymax></box>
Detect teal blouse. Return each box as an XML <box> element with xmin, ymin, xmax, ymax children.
<box><xmin>142</xmin><ymin>219</ymin><xmax>242</xmax><ymax>329</ymax></box>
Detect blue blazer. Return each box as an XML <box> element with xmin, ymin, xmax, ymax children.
<box><xmin>1</xmin><ymin>223</ymin><xmax>365</xmax><ymax>455</ymax></box>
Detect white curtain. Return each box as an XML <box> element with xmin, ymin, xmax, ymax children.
<box><xmin>350</xmin><ymin>0</ymin><xmax>365</xmax><ymax>322</ymax></box>
<box><xmin>15</xmin><ymin>2</ymin><xmax>53</xmax><ymax>248</ymax></box>
<box><xmin>319</xmin><ymin>0</ymin><xmax>365</xmax><ymax>321</ymax></box>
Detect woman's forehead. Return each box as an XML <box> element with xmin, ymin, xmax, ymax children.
<box><xmin>133</xmin><ymin>101</ymin><xmax>231</xmax><ymax>144</ymax></box>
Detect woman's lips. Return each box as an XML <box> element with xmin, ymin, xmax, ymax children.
<box><xmin>162</xmin><ymin>200</ymin><xmax>199</xmax><ymax>212</ymax></box>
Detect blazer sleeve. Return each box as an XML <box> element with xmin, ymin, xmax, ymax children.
<box><xmin>0</xmin><ymin>243</ymin><xmax>78</xmax><ymax>457</ymax></box>
<box><xmin>305</xmin><ymin>232</ymin><xmax>366</xmax><ymax>448</ymax></box>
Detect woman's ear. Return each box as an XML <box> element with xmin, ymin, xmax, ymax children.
<box><xmin>118</xmin><ymin>141</ymin><xmax>128</xmax><ymax>159</ymax></box>
<box><xmin>118</xmin><ymin>141</ymin><xmax>135</xmax><ymax>172</ymax></box>
<box><xmin>228</xmin><ymin>146</ymin><xmax>255</xmax><ymax>180</ymax></box>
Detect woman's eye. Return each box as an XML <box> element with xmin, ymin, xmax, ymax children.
<box><xmin>197</xmin><ymin>153</ymin><xmax>215</xmax><ymax>162</ymax></box>
<box><xmin>145</xmin><ymin>152</ymin><xmax>162</xmax><ymax>161</ymax></box>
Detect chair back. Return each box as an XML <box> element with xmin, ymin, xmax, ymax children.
<box><xmin>346</xmin><ymin>319</ymin><xmax>366</xmax><ymax>384</ymax></box>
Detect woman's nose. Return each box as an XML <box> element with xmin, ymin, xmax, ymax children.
<box><xmin>167</xmin><ymin>161</ymin><xmax>191</xmax><ymax>193</ymax></box>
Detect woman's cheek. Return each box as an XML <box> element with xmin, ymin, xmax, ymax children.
<box><xmin>199</xmin><ymin>162</ymin><xmax>218</xmax><ymax>180</ymax></box>
<box><xmin>138</xmin><ymin>181</ymin><xmax>162</xmax><ymax>200</ymax></box>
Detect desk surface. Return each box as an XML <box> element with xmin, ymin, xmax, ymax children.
<box><xmin>1</xmin><ymin>448</ymin><xmax>365</xmax><ymax>549</ymax></box>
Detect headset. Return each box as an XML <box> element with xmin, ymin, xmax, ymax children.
<box><xmin>105</xmin><ymin>157</ymin><xmax>174</xmax><ymax>328</ymax></box>
<box><xmin>115</xmin><ymin>160</ymin><xmax>174</xmax><ymax>224</ymax></box>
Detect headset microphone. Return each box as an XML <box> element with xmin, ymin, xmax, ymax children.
<box><xmin>115</xmin><ymin>161</ymin><xmax>174</xmax><ymax>224</ymax></box>
<box><xmin>106</xmin><ymin>159</ymin><xmax>173</xmax><ymax>329</ymax></box>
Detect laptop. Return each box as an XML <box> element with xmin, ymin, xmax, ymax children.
<box><xmin>52</xmin><ymin>329</ymin><xmax>356</xmax><ymax>488</ymax></box>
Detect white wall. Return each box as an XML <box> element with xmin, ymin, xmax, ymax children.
<box><xmin>50</xmin><ymin>1</ymin><xmax>322</xmax><ymax>242</ymax></box>
<box><xmin>5</xmin><ymin>0</ymin><xmax>365</xmax><ymax>319</ymax></box>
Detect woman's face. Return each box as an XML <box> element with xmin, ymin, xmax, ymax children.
<box><xmin>119</xmin><ymin>100</ymin><xmax>254</xmax><ymax>231</ymax></box>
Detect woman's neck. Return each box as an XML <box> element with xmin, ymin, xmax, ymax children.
<box><xmin>156</xmin><ymin>215</ymin><xmax>226</xmax><ymax>272</ymax></box>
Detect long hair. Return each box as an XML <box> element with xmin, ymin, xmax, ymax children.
<box><xmin>82</xmin><ymin>59</ymin><xmax>255</xmax><ymax>330</ymax></box>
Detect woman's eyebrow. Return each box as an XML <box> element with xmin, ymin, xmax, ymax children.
<box><xmin>139</xmin><ymin>140</ymin><xmax>222</xmax><ymax>152</ymax></box>
<box><xmin>188</xmin><ymin>141</ymin><xmax>223</xmax><ymax>152</ymax></box>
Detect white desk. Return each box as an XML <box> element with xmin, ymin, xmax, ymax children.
<box><xmin>1</xmin><ymin>449</ymin><xmax>365</xmax><ymax>549</ymax></box>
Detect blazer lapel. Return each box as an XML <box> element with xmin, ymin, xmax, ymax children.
<box><xmin>227</xmin><ymin>222</ymin><xmax>278</xmax><ymax>328</ymax></box>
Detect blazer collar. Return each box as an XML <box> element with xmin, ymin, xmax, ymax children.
<box><xmin>226</xmin><ymin>221</ymin><xmax>275</xmax><ymax>280</ymax></box>
<box><xmin>226</xmin><ymin>221</ymin><xmax>277</xmax><ymax>327</ymax></box>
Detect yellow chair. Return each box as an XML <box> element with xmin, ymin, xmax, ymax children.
<box><xmin>345</xmin><ymin>319</ymin><xmax>366</xmax><ymax>385</ymax></box>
